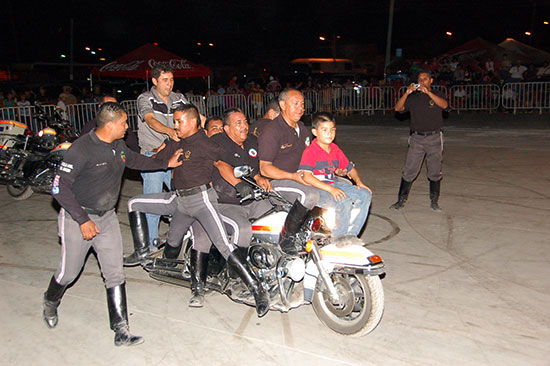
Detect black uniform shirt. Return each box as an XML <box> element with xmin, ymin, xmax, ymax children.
<box><xmin>156</xmin><ymin>129</ymin><xmax>222</xmax><ymax>190</ymax></box>
<box><xmin>211</xmin><ymin>132</ymin><xmax>260</xmax><ymax>205</ymax></box>
<box><xmin>402</xmin><ymin>90</ymin><xmax>446</xmax><ymax>132</ymax></box>
<box><xmin>52</xmin><ymin>131</ymin><xmax>168</xmax><ymax>225</ymax></box>
<box><xmin>258</xmin><ymin>114</ymin><xmax>312</xmax><ymax>173</ymax></box>
<box><xmin>249</xmin><ymin>118</ymin><xmax>270</xmax><ymax>137</ymax></box>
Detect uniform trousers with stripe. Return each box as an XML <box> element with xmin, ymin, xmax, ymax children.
<box><xmin>127</xmin><ymin>187</ymin><xmax>235</xmax><ymax>259</ymax></box>
<box><xmin>54</xmin><ymin>208</ymin><xmax>125</xmax><ymax>289</ymax></box>
<box><xmin>191</xmin><ymin>200</ymin><xmax>273</xmax><ymax>254</ymax></box>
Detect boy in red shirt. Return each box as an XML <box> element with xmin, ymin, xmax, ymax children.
<box><xmin>298</xmin><ymin>112</ymin><xmax>372</xmax><ymax>237</ymax></box>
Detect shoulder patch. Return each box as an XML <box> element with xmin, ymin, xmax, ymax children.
<box><xmin>248</xmin><ymin>148</ymin><xmax>257</xmax><ymax>157</ymax></box>
<box><xmin>305</xmin><ymin>136</ymin><xmax>311</xmax><ymax>146</ymax></box>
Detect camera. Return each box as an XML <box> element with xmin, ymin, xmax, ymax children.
<box><xmin>414</xmin><ymin>84</ymin><xmax>421</xmax><ymax>90</ymax></box>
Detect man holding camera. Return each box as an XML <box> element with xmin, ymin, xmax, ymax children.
<box><xmin>390</xmin><ymin>70</ymin><xmax>448</xmax><ymax>211</ymax></box>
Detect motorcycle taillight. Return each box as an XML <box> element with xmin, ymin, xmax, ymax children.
<box><xmin>24</xmin><ymin>129</ymin><xmax>34</xmax><ymax>136</ymax></box>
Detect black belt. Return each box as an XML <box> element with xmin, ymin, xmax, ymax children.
<box><xmin>410</xmin><ymin>130</ymin><xmax>440</xmax><ymax>136</ymax></box>
<box><xmin>83</xmin><ymin>207</ymin><xmax>108</xmax><ymax>217</ymax></box>
<box><xmin>175</xmin><ymin>183</ymin><xmax>212</xmax><ymax>197</ymax></box>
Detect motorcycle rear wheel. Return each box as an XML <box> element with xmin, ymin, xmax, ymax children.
<box><xmin>312</xmin><ymin>273</ymin><xmax>384</xmax><ymax>336</ymax></box>
<box><xmin>6</xmin><ymin>184</ymin><xmax>34</xmax><ymax>200</ymax></box>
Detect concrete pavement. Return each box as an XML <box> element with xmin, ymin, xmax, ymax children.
<box><xmin>1</xmin><ymin>122</ymin><xmax>549</xmax><ymax>366</ymax></box>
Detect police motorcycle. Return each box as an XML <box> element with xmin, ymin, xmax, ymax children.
<box><xmin>0</xmin><ymin>104</ymin><xmax>78</xmax><ymax>200</ymax></box>
<box><xmin>142</xmin><ymin>165</ymin><xmax>386</xmax><ymax>336</ymax></box>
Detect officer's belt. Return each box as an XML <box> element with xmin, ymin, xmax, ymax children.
<box><xmin>410</xmin><ymin>130</ymin><xmax>440</xmax><ymax>136</ymax></box>
<box><xmin>175</xmin><ymin>183</ymin><xmax>212</xmax><ymax>197</ymax></box>
<box><xmin>83</xmin><ymin>207</ymin><xmax>108</xmax><ymax>216</ymax></box>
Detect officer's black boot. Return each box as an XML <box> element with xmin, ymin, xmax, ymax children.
<box><xmin>123</xmin><ymin>212</ymin><xmax>150</xmax><ymax>266</ymax></box>
<box><xmin>42</xmin><ymin>276</ymin><xmax>67</xmax><ymax>329</ymax></box>
<box><xmin>278</xmin><ymin>200</ymin><xmax>310</xmax><ymax>254</ymax></box>
<box><xmin>429</xmin><ymin>179</ymin><xmax>442</xmax><ymax>211</ymax></box>
<box><xmin>227</xmin><ymin>252</ymin><xmax>270</xmax><ymax>318</ymax></box>
<box><xmin>161</xmin><ymin>241</ymin><xmax>182</xmax><ymax>268</ymax></box>
<box><xmin>389</xmin><ymin>178</ymin><xmax>412</xmax><ymax>210</ymax></box>
<box><xmin>189</xmin><ymin>249</ymin><xmax>209</xmax><ymax>308</ymax></box>
<box><xmin>106</xmin><ymin>283</ymin><xmax>144</xmax><ymax>347</ymax></box>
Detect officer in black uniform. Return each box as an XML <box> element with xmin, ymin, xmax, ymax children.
<box><xmin>44</xmin><ymin>102</ymin><xmax>182</xmax><ymax>346</ymax></box>
<box><xmin>390</xmin><ymin>70</ymin><xmax>449</xmax><ymax>211</ymax></box>
<box><xmin>258</xmin><ymin>88</ymin><xmax>319</xmax><ymax>254</ymax></box>
<box><xmin>188</xmin><ymin>107</ymin><xmax>273</xmax><ymax>308</ymax></box>
<box><xmin>123</xmin><ymin>104</ymin><xmax>270</xmax><ymax>317</ymax></box>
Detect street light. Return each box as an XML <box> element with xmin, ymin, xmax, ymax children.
<box><xmin>446</xmin><ymin>31</ymin><xmax>453</xmax><ymax>36</ymax></box>
<box><xmin>525</xmin><ymin>31</ymin><xmax>532</xmax><ymax>36</ymax></box>
<box><xmin>208</xmin><ymin>43</ymin><xmax>214</xmax><ymax>46</ymax></box>
<box><xmin>319</xmin><ymin>36</ymin><xmax>326</xmax><ymax>41</ymax></box>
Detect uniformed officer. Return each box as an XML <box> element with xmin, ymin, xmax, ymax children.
<box><xmin>123</xmin><ymin>104</ymin><xmax>270</xmax><ymax>317</ymax></box>
<box><xmin>390</xmin><ymin>70</ymin><xmax>449</xmax><ymax>211</ymax></box>
<box><xmin>258</xmin><ymin>88</ymin><xmax>319</xmax><ymax>254</ymax></box>
<box><xmin>43</xmin><ymin>102</ymin><xmax>182</xmax><ymax>346</ymax></box>
<box><xmin>135</xmin><ymin>65</ymin><xmax>205</xmax><ymax>252</ymax></box>
<box><xmin>188</xmin><ymin>107</ymin><xmax>273</xmax><ymax>308</ymax></box>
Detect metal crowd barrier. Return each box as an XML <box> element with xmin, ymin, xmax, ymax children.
<box><xmin>1</xmin><ymin>82</ymin><xmax>549</xmax><ymax>133</ymax></box>
<box><xmin>501</xmin><ymin>82</ymin><xmax>550</xmax><ymax>114</ymax></box>
<box><xmin>449</xmin><ymin>84</ymin><xmax>500</xmax><ymax>113</ymax></box>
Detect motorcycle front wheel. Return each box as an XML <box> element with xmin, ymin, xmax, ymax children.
<box><xmin>312</xmin><ymin>273</ymin><xmax>384</xmax><ymax>336</ymax></box>
<box><xmin>6</xmin><ymin>184</ymin><xmax>34</xmax><ymax>200</ymax></box>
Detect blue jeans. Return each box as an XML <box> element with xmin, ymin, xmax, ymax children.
<box><xmin>140</xmin><ymin>151</ymin><xmax>172</xmax><ymax>248</ymax></box>
<box><xmin>316</xmin><ymin>182</ymin><xmax>372</xmax><ymax>236</ymax></box>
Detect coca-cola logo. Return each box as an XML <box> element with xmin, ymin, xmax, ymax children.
<box><xmin>100</xmin><ymin>60</ymin><xmax>145</xmax><ymax>72</ymax></box>
<box><xmin>148</xmin><ymin>59</ymin><xmax>193</xmax><ymax>70</ymax></box>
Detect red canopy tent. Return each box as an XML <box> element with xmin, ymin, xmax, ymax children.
<box><xmin>91</xmin><ymin>43</ymin><xmax>210</xmax><ymax>79</ymax></box>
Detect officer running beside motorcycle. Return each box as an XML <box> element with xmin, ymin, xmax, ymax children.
<box><xmin>122</xmin><ymin>104</ymin><xmax>270</xmax><ymax>317</ymax></box>
<box><xmin>43</xmin><ymin>102</ymin><xmax>183</xmax><ymax>346</ymax></box>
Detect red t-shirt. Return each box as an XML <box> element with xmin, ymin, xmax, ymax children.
<box><xmin>298</xmin><ymin>139</ymin><xmax>354</xmax><ymax>184</ymax></box>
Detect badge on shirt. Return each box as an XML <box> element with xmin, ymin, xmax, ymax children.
<box><xmin>429</xmin><ymin>100</ymin><xmax>435</xmax><ymax>107</ymax></box>
<box><xmin>305</xmin><ymin>136</ymin><xmax>311</xmax><ymax>146</ymax></box>
<box><xmin>184</xmin><ymin>150</ymin><xmax>191</xmax><ymax>161</ymax></box>
<box><xmin>120</xmin><ymin>151</ymin><xmax>126</xmax><ymax>163</ymax></box>
<box><xmin>248</xmin><ymin>148</ymin><xmax>257</xmax><ymax>157</ymax></box>
<box><xmin>280</xmin><ymin>143</ymin><xmax>292</xmax><ymax>150</ymax></box>
<box><xmin>52</xmin><ymin>175</ymin><xmax>60</xmax><ymax>195</ymax></box>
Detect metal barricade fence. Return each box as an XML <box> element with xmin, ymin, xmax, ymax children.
<box><xmin>186</xmin><ymin>95</ymin><xmax>207</xmax><ymax>116</ymax></box>
<box><xmin>120</xmin><ymin>100</ymin><xmax>139</xmax><ymax>131</ymax></box>
<box><xmin>449</xmin><ymin>84</ymin><xmax>500</xmax><ymax>113</ymax></box>
<box><xmin>501</xmin><ymin>82</ymin><xmax>550</xmax><ymax>114</ymax></box>
<box><xmin>1</xmin><ymin>83</ymin><xmax>548</xmax><ymax>133</ymax></box>
<box><xmin>206</xmin><ymin>94</ymin><xmax>248</xmax><ymax>118</ymax></box>
<box><xmin>67</xmin><ymin>103</ymin><xmax>100</xmax><ymax>131</ymax></box>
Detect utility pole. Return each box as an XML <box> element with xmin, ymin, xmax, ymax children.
<box><xmin>385</xmin><ymin>0</ymin><xmax>396</xmax><ymax>78</ymax></box>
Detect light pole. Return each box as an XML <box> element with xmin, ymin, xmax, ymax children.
<box><xmin>384</xmin><ymin>0</ymin><xmax>396</xmax><ymax>79</ymax></box>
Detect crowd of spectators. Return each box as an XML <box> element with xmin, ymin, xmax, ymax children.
<box><xmin>2</xmin><ymin>56</ymin><xmax>549</xmax><ymax>121</ymax></box>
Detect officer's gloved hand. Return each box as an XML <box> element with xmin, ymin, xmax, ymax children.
<box><xmin>235</xmin><ymin>182</ymin><xmax>254</xmax><ymax>199</ymax></box>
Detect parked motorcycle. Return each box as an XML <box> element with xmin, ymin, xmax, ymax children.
<box><xmin>141</xmin><ymin>166</ymin><xmax>385</xmax><ymax>336</ymax></box>
<box><xmin>0</xmin><ymin>104</ymin><xmax>78</xmax><ymax>200</ymax></box>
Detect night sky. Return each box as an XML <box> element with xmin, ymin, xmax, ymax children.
<box><xmin>2</xmin><ymin>0</ymin><xmax>549</xmax><ymax>67</ymax></box>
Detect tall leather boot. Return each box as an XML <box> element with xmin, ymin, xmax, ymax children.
<box><xmin>106</xmin><ymin>283</ymin><xmax>144</xmax><ymax>347</ymax></box>
<box><xmin>123</xmin><ymin>212</ymin><xmax>150</xmax><ymax>266</ymax></box>
<box><xmin>389</xmin><ymin>178</ymin><xmax>412</xmax><ymax>210</ymax></box>
<box><xmin>42</xmin><ymin>276</ymin><xmax>67</xmax><ymax>329</ymax></box>
<box><xmin>227</xmin><ymin>252</ymin><xmax>270</xmax><ymax>318</ymax></box>
<box><xmin>189</xmin><ymin>249</ymin><xmax>209</xmax><ymax>308</ymax></box>
<box><xmin>429</xmin><ymin>179</ymin><xmax>442</xmax><ymax>211</ymax></box>
<box><xmin>278</xmin><ymin>200</ymin><xmax>309</xmax><ymax>254</ymax></box>
<box><xmin>161</xmin><ymin>241</ymin><xmax>182</xmax><ymax>268</ymax></box>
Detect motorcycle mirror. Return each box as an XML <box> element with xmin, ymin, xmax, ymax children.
<box><xmin>233</xmin><ymin>165</ymin><xmax>251</xmax><ymax>178</ymax></box>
